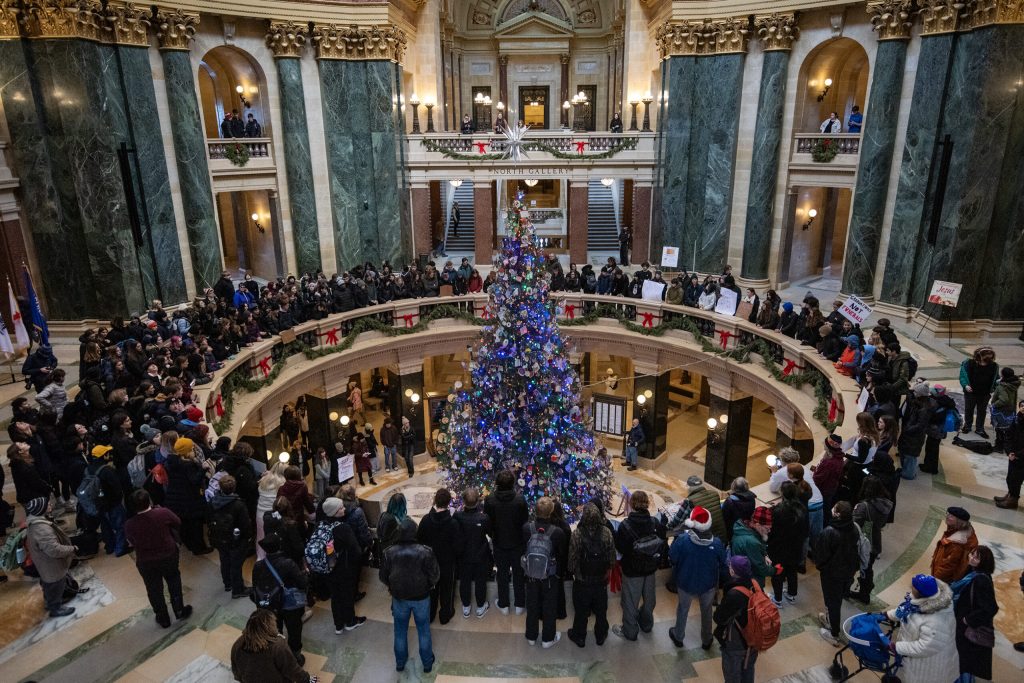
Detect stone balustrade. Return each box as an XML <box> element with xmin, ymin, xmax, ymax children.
<box><xmin>793</xmin><ymin>133</ymin><xmax>861</xmax><ymax>156</ymax></box>
<box><xmin>206</xmin><ymin>138</ymin><xmax>273</xmax><ymax>160</ymax></box>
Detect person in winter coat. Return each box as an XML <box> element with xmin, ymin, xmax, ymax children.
<box><xmin>230</xmin><ymin>608</ymin><xmax>313</xmax><ymax>683</ymax></box>
<box><xmin>22</xmin><ymin>344</ymin><xmax>57</xmax><ymax>392</ymax></box>
<box><xmin>850</xmin><ymin>476</ymin><xmax>893</xmax><ymax>604</ymax></box>
<box><xmin>685</xmin><ymin>475</ymin><xmax>726</xmax><ymax>541</ymax></box>
<box><xmin>377</xmin><ymin>492</ymin><xmax>408</xmax><ymax>554</ymax></box>
<box><xmin>454</xmin><ymin>487</ymin><xmax>492</xmax><ymax>617</ymax></box>
<box><xmin>612</xmin><ymin>491</ymin><xmax>666</xmax><ymax>642</ymax></box>
<box><xmin>252</xmin><ymin>532</ymin><xmax>309</xmax><ymax>663</ymax></box>
<box><xmin>931</xmin><ymin>506</ymin><xmax>978</xmax><ymax>583</ymax></box>
<box><xmin>165</xmin><ymin>437</ymin><xmax>212</xmax><ymax>555</ymax></box>
<box><xmin>834</xmin><ymin>335</ymin><xmax>862</xmax><ymax>377</ymax></box>
<box><xmin>313</xmin><ymin>448</ymin><xmax>331</xmax><ymax>500</ymax></box>
<box><xmin>484</xmin><ymin>470</ymin><xmax>529</xmax><ymax>616</ymax></box>
<box><xmin>8</xmin><ymin>441</ymin><xmax>52</xmax><ymax>505</ymax></box>
<box><xmin>778</xmin><ymin>302</ymin><xmax>799</xmax><ymax>337</ymax></box>
<box><xmin>263</xmin><ymin>498</ymin><xmax>306</xmax><ymax>566</ymax></box>
<box><xmin>522</xmin><ymin>496</ymin><xmax>568</xmax><ymax>647</ymax></box>
<box><xmin>399</xmin><ymin>416</ymin><xmax>417</xmax><ymax>477</ymax></box>
<box><xmin>88</xmin><ymin>444</ymin><xmax>129</xmax><ymax>556</ymax></box>
<box><xmin>417</xmin><ymin>488</ymin><xmax>459</xmax><ymax>624</ymax></box>
<box><xmin>352</xmin><ymin>433</ymin><xmax>375</xmax><ymax>486</ymax></box>
<box><xmin>991</xmin><ymin>367</ymin><xmax>1020</xmax><ymax>452</ymax></box>
<box><xmin>922</xmin><ymin>384</ymin><xmax>958</xmax><ymax>474</ymax></box>
<box><xmin>35</xmin><ymin>369</ymin><xmax>69</xmax><ymax>419</ymax></box>
<box><xmin>812</xmin><ymin>435</ymin><xmax>846</xmax><ymax>524</ymax></box>
<box><xmin>713</xmin><ymin>556</ymin><xmax>759</xmax><ymax>683</ymax></box>
<box><xmin>768</xmin><ymin>482</ymin><xmax>809</xmax><ymax>608</ymax></box>
<box><xmin>959</xmin><ymin>346</ymin><xmax>998</xmax><ymax>438</ymax></box>
<box><xmin>995</xmin><ymin>400</ymin><xmax>1024</xmax><ymax>509</ymax></box>
<box><xmin>951</xmin><ymin>545</ymin><xmax>998</xmax><ymax>681</ymax></box>
<box><xmin>886</xmin><ymin>574</ymin><xmax>959</xmax><ymax>683</ymax></box>
<box><xmin>730</xmin><ymin>506</ymin><xmax>774</xmax><ymax>587</ymax></box>
<box><xmin>566</xmin><ymin>502</ymin><xmax>616</xmax><ymax>647</ymax></box>
<box><xmin>682</xmin><ymin>275</ymin><xmax>702</xmax><ymax>307</ymax></box>
<box><xmin>320</xmin><ymin>497</ymin><xmax>367</xmax><ymax>632</ymax></box>
<box><xmin>697</xmin><ymin>282</ymin><xmax>717</xmax><ymax>311</ymax></box>
<box><xmin>721</xmin><ymin>477</ymin><xmax>756</xmax><ymax>543</ymax></box>
<box><xmin>815</xmin><ymin>501</ymin><xmax>861</xmax><ymax>646</ymax></box>
<box><xmin>209</xmin><ymin>475</ymin><xmax>252</xmax><ymax>598</ymax></box>
<box><xmin>24</xmin><ymin>497</ymin><xmax>81</xmax><ymax>618</ymax></box>
<box><xmin>668</xmin><ymin>506</ymin><xmax>728</xmax><ymax>650</ymax></box>
<box><xmin>124</xmin><ymin>489</ymin><xmax>192</xmax><ymax>628</ymax></box>
<box><xmin>218</xmin><ymin>443</ymin><xmax>258</xmax><ymax>517</ymax></box>
<box><xmin>277</xmin><ymin>466</ymin><xmax>314</xmax><ymax>536</ymax></box>
<box><xmin>379</xmin><ymin>417</ymin><xmax>400</xmax><ymax>472</ymax></box>
<box><xmin>624</xmin><ymin>418</ymin><xmax>644</xmax><ymax>470</ymax></box>
<box><xmin>255</xmin><ymin>465</ymin><xmax>286</xmax><ymax>561</ymax></box>
<box><xmin>898</xmin><ymin>382</ymin><xmax>933</xmax><ymax>479</ymax></box>
<box><xmin>380</xmin><ymin>518</ymin><xmax>439</xmax><ymax>673</ymax></box>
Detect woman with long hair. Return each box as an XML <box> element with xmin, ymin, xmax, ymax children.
<box><xmin>256</xmin><ymin>464</ymin><xmax>288</xmax><ymax>561</ymax></box>
<box><xmin>839</xmin><ymin>412</ymin><xmax>880</xmax><ymax>503</ymax></box>
<box><xmin>851</xmin><ymin>476</ymin><xmax>894</xmax><ymax>604</ymax></box>
<box><xmin>377</xmin><ymin>492</ymin><xmax>408</xmax><ymax>554</ymax></box>
<box><xmin>230</xmin><ymin>609</ymin><xmax>312</xmax><ymax>683</ymax></box>
<box><xmin>952</xmin><ymin>545</ymin><xmax>999</xmax><ymax>683</ymax></box>
<box><xmin>869</xmin><ymin>415</ymin><xmax>902</xmax><ymax>521</ymax></box>
<box><xmin>768</xmin><ymin>481</ymin><xmax>809</xmax><ymax>608</ymax></box>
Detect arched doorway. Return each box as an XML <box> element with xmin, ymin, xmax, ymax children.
<box><xmin>198</xmin><ymin>46</ymin><xmax>270</xmax><ymax>139</ymax></box>
<box><xmin>795</xmin><ymin>38</ymin><xmax>869</xmax><ymax>135</ymax></box>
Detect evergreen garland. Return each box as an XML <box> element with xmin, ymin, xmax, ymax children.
<box><xmin>811</xmin><ymin>138</ymin><xmax>839</xmax><ymax>163</ymax></box>
<box><xmin>420</xmin><ymin>137</ymin><xmax>639</xmax><ymax>161</ymax></box>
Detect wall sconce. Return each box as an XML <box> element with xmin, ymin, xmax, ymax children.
<box><xmin>329</xmin><ymin>411</ymin><xmax>339</xmax><ymax>421</ymax></box>
<box><xmin>497</xmin><ymin>101</ymin><xmax>505</xmax><ymax>113</ymax></box>
<box><xmin>251</xmin><ymin>212</ymin><xmax>265</xmax><ymax>234</ymax></box>
<box><xmin>409</xmin><ymin>93</ymin><xmax>421</xmax><ymax>134</ymax></box>
<box><xmin>407</xmin><ymin>391</ymin><xmax>421</xmax><ymax>418</ymax></box>
<box><xmin>600</xmin><ymin>177</ymin><xmax>614</xmax><ymax>187</ymax></box>
<box><xmin>449</xmin><ymin>179</ymin><xmax>463</xmax><ymax>188</ymax></box>
<box><xmin>278</xmin><ymin>451</ymin><xmax>290</xmax><ymax>464</ymax></box>
<box><xmin>339</xmin><ymin>414</ymin><xmax>350</xmax><ymax>427</ymax></box>
<box><xmin>817</xmin><ymin>78</ymin><xmax>833</xmax><ymax>102</ymax></box>
<box><xmin>628</xmin><ymin>97</ymin><xmax>640</xmax><ymax>131</ymax></box>
<box><xmin>235</xmin><ymin>84</ymin><xmax>251</xmax><ymax>109</ymax></box>
<box><xmin>802</xmin><ymin>208</ymin><xmax>817</xmax><ymax>231</ymax></box>
<box><xmin>641</xmin><ymin>92</ymin><xmax>654</xmax><ymax>132</ymax></box>
<box><xmin>265</xmin><ymin>450</ymin><xmax>273</xmax><ymax>461</ymax></box>
<box><xmin>424</xmin><ymin>97</ymin><xmax>436</xmax><ymax>133</ymax></box>
<box><xmin>706</xmin><ymin>414</ymin><xmax>728</xmax><ymax>446</ymax></box>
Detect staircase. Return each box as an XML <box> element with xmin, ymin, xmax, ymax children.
<box><xmin>445</xmin><ymin>183</ymin><xmax>475</xmax><ymax>253</ymax></box>
<box><xmin>587</xmin><ymin>180</ymin><xmax>619</xmax><ymax>252</ymax></box>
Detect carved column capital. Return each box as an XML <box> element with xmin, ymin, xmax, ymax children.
<box><xmin>0</xmin><ymin>0</ymin><xmax>20</xmax><ymax>39</ymax></box>
<box><xmin>867</xmin><ymin>0</ymin><xmax>915</xmax><ymax>40</ymax></box>
<box><xmin>22</xmin><ymin>0</ymin><xmax>104</xmax><ymax>41</ymax></box>
<box><xmin>754</xmin><ymin>12</ymin><xmax>800</xmax><ymax>51</ymax></box>
<box><xmin>311</xmin><ymin>23</ymin><xmax>407</xmax><ymax>63</ymax></box>
<box><xmin>655</xmin><ymin>16</ymin><xmax>750</xmax><ymax>58</ymax></box>
<box><xmin>154</xmin><ymin>6</ymin><xmax>198</xmax><ymax>51</ymax></box>
<box><xmin>560</xmin><ymin>53</ymin><xmax>569</xmax><ymax>64</ymax></box>
<box><xmin>498</xmin><ymin>53</ymin><xmax>508</xmax><ymax>66</ymax></box>
<box><xmin>266</xmin><ymin>20</ymin><xmax>308</xmax><ymax>58</ymax></box>
<box><xmin>105</xmin><ymin>1</ymin><xmax>151</xmax><ymax>46</ymax></box>
<box><xmin>962</xmin><ymin>0</ymin><xmax>1024</xmax><ymax>29</ymax></box>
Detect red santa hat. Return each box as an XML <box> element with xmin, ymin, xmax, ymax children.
<box><xmin>686</xmin><ymin>506</ymin><xmax>712</xmax><ymax>533</ymax></box>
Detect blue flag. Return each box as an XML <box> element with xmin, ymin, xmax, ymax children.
<box><xmin>22</xmin><ymin>266</ymin><xmax>48</xmax><ymax>346</ymax></box>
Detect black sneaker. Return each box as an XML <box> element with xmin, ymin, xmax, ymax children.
<box><xmin>345</xmin><ymin>617</ymin><xmax>367</xmax><ymax>630</ymax></box>
<box><xmin>175</xmin><ymin>605</ymin><xmax>193</xmax><ymax>620</ymax></box>
<box><xmin>961</xmin><ymin>426</ymin><xmax>972</xmax><ymax>434</ymax></box>
<box><xmin>976</xmin><ymin>429</ymin><xmax>990</xmax><ymax>439</ymax></box>
<box><xmin>668</xmin><ymin>627</ymin><xmax>684</xmax><ymax>648</ymax></box>
<box><xmin>156</xmin><ymin>612</ymin><xmax>172</xmax><ymax>628</ymax></box>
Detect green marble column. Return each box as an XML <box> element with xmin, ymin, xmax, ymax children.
<box><xmin>160</xmin><ymin>49</ymin><xmax>222</xmax><ymax>291</ymax></box>
<box><xmin>273</xmin><ymin>56</ymin><xmax>321</xmax><ymax>274</ymax></box>
<box><xmin>841</xmin><ymin>38</ymin><xmax>908</xmax><ymax>297</ymax></box>
<box><xmin>741</xmin><ymin>50</ymin><xmax>791</xmax><ymax>281</ymax></box>
<box><xmin>319</xmin><ymin>59</ymin><xmax>408</xmax><ymax>270</ymax></box>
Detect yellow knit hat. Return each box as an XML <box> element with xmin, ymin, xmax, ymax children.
<box><xmin>173</xmin><ymin>437</ymin><xmax>195</xmax><ymax>456</ymax></box>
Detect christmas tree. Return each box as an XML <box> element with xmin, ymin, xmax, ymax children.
<box><xmin>435</xmin><ymin>194</ymin><xmax>612</xmax><ymax>519</ymax></box>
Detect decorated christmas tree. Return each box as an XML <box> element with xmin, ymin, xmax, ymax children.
<box><xmin>435</xmin><ymin>194</ymin><xmax>612</xmax><ymax>519</ymax></box>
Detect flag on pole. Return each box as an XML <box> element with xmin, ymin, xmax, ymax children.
<box><xmin>7</xmin><ymin>279</ymin><xmax>29</xmax><ymax>348</ymax></box>
<box><xmin>0</xmin><ymin>306</ymin><xmax>13</xmax><ymax>355</ymax></box>
<box><xmin>22</xmin><ymin>265</ymin><xmax>48</xmax><ymax>346</ymax></box>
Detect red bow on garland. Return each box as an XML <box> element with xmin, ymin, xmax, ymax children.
<box><xmin>479</xmin><ymin>306</ymin><xmax>493</xmax><ymax>319</ymax></box>
<box><xmin>641</xmin><ymin>312</ymin><xmax>655</xmax><ymax>328</ymax></box>
<box><xmin>828</xmin><ymin>397</ymin><xmax>839</xmax><ymax>422</ymax></box>
<box><xmin>256</xmin><ymin>356</ymin><xmax>272</xmax><ymax>377</ymax></box>
<box><xmin>213</xmin><ymin>394</ymin><xmax>224</xmax><ymax>417</ymax></box>
<box><xmin>782</xmin><ymin>359</ymin><xmax>797</xmax><ymax>376</ymax></box>
<box><xmin>474</xmin><ymin>141</ymin><xmax>489</xmax><ymax>153</ymax></box>
<box><xmin>401</xmin><ymin>313</ymin><xmax>418</xmax><ymax>328</ymax></box>
<box><xmin>717</xmin><ymin>330</ymin><xmax>736</xmax><ymax>349</ymax></box>
<box><xmin>564</xmin><ymin>303</ymin><xmax>575</xmax><ymax>319</ymax></box>
<box><xmin>321</xmin><ymin>327</ymin><xmax>340</xmax><ymax>346</ymax></box>
<box><xmin>574</xmin><ymin>141</ymin><xmax>587</xmax><ymax>154</ymax></box>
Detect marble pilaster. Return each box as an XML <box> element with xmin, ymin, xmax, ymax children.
<box><xmin>840</xmin><ymin>38</ymin><xmax>908</xmax><ymax>297</ymax></box>
<box><xmin>741</xmin><ymin>49</ymin><xmax>790</xmax><ymax>281</ymax></box>
<box><xmin>159</xmin><ymin>49</ymin><xmax>222</xmax><ymax>291</ymax></box>
<box><xmin>273</xmin><ymin>57</ymin><xmax>322</xmax><ymax>274</ymax></box>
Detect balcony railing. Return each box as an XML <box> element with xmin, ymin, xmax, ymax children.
<box><xmin>206</xmin><ymin>138</ymin><xmax>276</xmax><ymax>176</ymax></box>
<box><xmin>793</xmin><ymin>133</ymin><xmax>861</xmax><ymax>156</ymax></box>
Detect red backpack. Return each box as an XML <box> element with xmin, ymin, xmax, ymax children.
<box><xmin>733</xmin><ymin>581</ymin><xmax>780</xmax><ymax>652</ymax></box>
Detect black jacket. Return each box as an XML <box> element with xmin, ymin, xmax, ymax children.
<box><xmin>521</xmin><ymin>518</ymin><xmax>568</xmax><ymax>575</ymax></box>
<box><xmin>252</xmin><ymin>551</ymin><xmax>307</xmax><ymax>599</ymax></box>
<box><xmin>380</xmin><ymin>523</ymin><xmax>440</xmax><ymax>601</ymax></box>
<box><xmin>721</xmin><ymin>490</ymin><xmax>756</xmax><ymax>542</ymax></box>
<box><xmin>11</xmin><ymin>458</ymin><xmax>52</xmax><ymax>505</ymax></box>
<box><xmin>453</xmin><ymin>506</ymin><xmax>491</xmax><ymax>564</ymax></box>
<box><xmin>416</xmin><ymin>508</ymin><xmax>459</xmax><ymax>567</ymax></box>
<box><xmin>209</xmin><ymin>492</ymin><xmax>252</xmax><ymax>548</ymax></box>
<box><xmin>814</xmin><ymin>518</ymin><xmax>860</xmax><ymax>580</ymax></box>
<box><xmin>713</xmin><ymin>577</ymin><xmax>754</xmax><ymax>647</ymax></box>
<box><xmin>614</xmin><ymin>510</ymin><xmax>666</xmax><ymax>577</ymax></box>
<box><xmin>767</xmin><ymin>500</ymin><xmax>808</xmax><ymax>567</ymax></box>
<box><xmin>955</xmin><ymin>572</ymin><xmax>998</xmax><ymax>679</ymax></box>
<box><xmin>484</xmin><ymin>489</ymin><xmax>528</xmax><ymax>550</ymax></box>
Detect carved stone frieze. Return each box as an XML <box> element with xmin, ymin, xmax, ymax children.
<box><xmin>655</xmin><ymin>17</ymin><xmax>750</xmax><ymax>58</ymax></box>
<box><xmin>962</xmin><ymin>0</ymin><xmax>1024</xmax><ymax>29</ymax></box>
<box><xmin>311</xmin><ymin>23</ymin><xmax>407</xmax><ymax>62</ymax></box>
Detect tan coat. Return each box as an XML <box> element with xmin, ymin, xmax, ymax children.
<box><xmin>26</xmin><ymin>515</ymin><xmax>76</xmax><ymax>583</ymax></box>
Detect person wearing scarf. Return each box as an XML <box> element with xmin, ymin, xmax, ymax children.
<box><xmin>885</xmin><ymin>574</ymin><xmax>959</xmax><ymax>682</ymax></box>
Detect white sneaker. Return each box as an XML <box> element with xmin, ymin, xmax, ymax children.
<box><xmin>463</xmin><ymin>605</ymin><xmax>471</xmax><ymax>618</ymax></box>
<box><xmin>542</xmin><ymin>632</ymin><xmax>561</xmax><ymax>649</ymax></box>
<box><xmin>784</xmin><ymin>594</ymin><xmax>797</xmax><ymax>604</ymax></box>
<box><xmin>476</xmin><ymin>601</ymin><xmax>489</xmax><ymax>618</ymax></box>
<box><xmin>526</xmin><ymin>638</ymin><xmax>536</xmax><ymax>646</ymax></box>
<box><xmin>770</xmin><ymin>597</ymin><xmax>784</xmax><ymax>609</ymax></box>
<box><xmin>818</xmin><ymin>612</ymin><xmax>830</xmax><ymax>629</ymax></box>
<box><xmin>819</xmin><ymin>628</ymin><xmax>841</xmax><ymax>647</ymax></box>
<box><xmin>499</xmin><ymin>605</ymin><xmax>509</xmax><ymax>616</ymax></box>
<box><xmin>515</xmin><ymin>606</ymin><xmax>525</xmax><ymax>616</ymax></box>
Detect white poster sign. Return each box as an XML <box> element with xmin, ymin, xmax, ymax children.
<box><xmin>641</xmin><ymin>280</ymin><xmax>666</xmax><ymax>302</ymax></box>
<box><xmin>336</xmin><ymin>455</ymin><xmax>354</xmax><ymax>482</ymax></box>
<box><xmin>927</xmin><ymin>280</ymin><xmax>962</xmax><ymax>308</ymax></box>
<box><xmin>660</xmin><ymin>246</ymin><xmax>680</xmax><ymax>268</ymax></box>
<box><xmin>839</xmin><ymin>295</ymin><xmax>873</xmax><ymax>325</ymax></box>
<box><xmin>714</xmin><ymin>288</ymin><xmax>739</xmax><ymax>316</ymax></box>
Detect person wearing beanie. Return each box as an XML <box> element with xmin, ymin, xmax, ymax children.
<box><xmin>721</xmin><ymin>477</ymin><xmax>756</xmax><ymax>544</ymax></box>
<box><xmin>729</xmin><ymin>506</ymin><xmax>774</xmax><ymax>588</ymax></box>
<box><xmin>778</xmin><ymin>302</ymin><xmax>799</xmax><ymax>338</ymax></box>
<box><xmin>24</xmin><ymin>496</ymin><xmax>81</xmax><ymax>618</ymax></box>
<box><xmin>317</xmin><ymin>497</ymin><xmax>367</xmax><ymax>633</ymax></box>
<box><xmin>922</xmin><ymin>384</ymin><xmax>958</xmax><ymax>474</ymax></box>
<box><xmin>817</xmin><ymin>322</ymin><xmax>845</xmax><ymax>362</ymax></box>
<box><xmin>814</xmin><ymin>501</ymin><xmax>861</xmax><ymax>646</ymax></box>
<box><xmin>164</xmin><ymin>437</ymin><xmax>212</xmax><ymax>555</ymax></box>
<box><xmin>812</xmin><ymin>435</ymin><xmax>846</xmax><ymax>525</ymax></box>
<box><xmin>685</xmin><ymin>476</ymin><xmax>726</xmax><ymax>541</ymax></box>
<box><xmin>930</xmin><ymin>507</ymin><xmax>978</xmax><ymax>583</ymax></box>
<box><xmin>898</xmin><ymin>381</ymin><xmax>934</xmax><ymax>480</ymax></box>
<box><xmin>959</xmin><ymin>346</ymin><xmax>999</xmax><ymax>438</ymax></box>
<box><xmin>885</xmin><ymin>574</ymin><xmax>958</xmax><ymax>682</ymax></box>
<box><xmin>713</xmin><ymin>554</ymin><xmax>759</xmax><ymax>682</ymax></box>
<box><xmin>667</xmin><ymin>506</ymin><xmax>728</xmax><ymax>649</ymax></box>
<box><xmin>87</xmin><ymin>444</ymin><xmax>129</xmax><ymax>557</ymax></box>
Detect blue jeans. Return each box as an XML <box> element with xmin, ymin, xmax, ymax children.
<box><xmin>384</xmin><ymin>446</ymin><xmax>398</xmax><ymax>470</ymax></box>
<box><xmin>99</xmin><ymin>504</ymin><xmax>127</xmax><ymax>554</ymax></box>
<box><xmin>392</xmin><ymin>597</ymin><xmax>433</xmax><ymax>671</ymax></box>
<box><xmin>625</xmin><ymin>445</ymin><xmax>638</xmax><ymax>467</ymax></box>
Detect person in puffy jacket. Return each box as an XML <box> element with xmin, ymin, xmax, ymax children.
<box><xmin>713</xmin><ymin>556</ymin><xmax>759</xmax><ymax>682</ymax></box>
<box><xmin>886</xmin><ymin>574</ymin><xmax>959</xmax><ymax>683</ymax></box>
<box><xmin>252</xmin><ymin>532</ymin><xmax>308</xmax><ymax>662</ymax></box>
<box><xmin>930</xmin><ymin>506</ymin><xmax>978</xmax><ymax>583</ymax></box>
<box><xmin>612</xmin><ymin>491</ymin><xmax>666</xmax><ymax>642</ymax></box>
<box><xmin>812</xmin><ymin>435</ymin><xmax>845</xmax><ymax>524</ymax></box>
<box><xmin>668</xmin><ymin>506</ymin><xmax>728</xmax><ymax>650</ymax></box>
<box><xmin>898</xmin><ymin>383</ymin><xmax>933</xmax><ymax>479</ymax></box>
<box><xmin>850</xmin><ymin>476</ymin><xmax>893</xmax><ymax>604</ymax></box>
<box><xmin>380</xmin><ymin>518</ymin><xmax>439</xmax><ymax>673</ymax></box>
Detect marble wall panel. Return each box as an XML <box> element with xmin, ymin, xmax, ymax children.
<box><xmin>654</xmin><ymin>56</ymin><xmax>696</xmax><ymax>259</ymax></box>
<box><xmin>275</xmin><ymin>58</ymin><xmax>322</xmax><ymax>275</ymax></box>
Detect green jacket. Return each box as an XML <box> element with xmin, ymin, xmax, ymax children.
<box><xmin>687</xmin><ymin>486</ymin><xmax>726</xmax><ymax>541</ymax></box>
<box><xmin>992</xmin><ymin>378</ymin><xmax>1020</xmax><ymax>414</ymax></box>
<box><xmin>729</xmin><ymin>521</ymin><xmax>772</xmax><ymax>579</ymax></box>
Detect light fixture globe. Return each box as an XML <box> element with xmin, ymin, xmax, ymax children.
<box><xmin>329</xmin><ymin>411</ymin><xmax>339</xmax><ymax>421</ymax></box>
<box><xmin>339</xmin><ymin>415</ymin><xmax>350</xmax><ymax>426</ymax></box>
<box><xmin>720</xmin><ymin>414</ymin><xmax>729</xmax><ymax>425</ymax></box>
<box><xmin>707</xmin><ymin>418</ymin><xmax>718</xmax><ymax>430</ymax></box>
<box><xmin>643</xmin><ymin>389</ymin><xmax>653</xmax><ymax>399</ymax></box>
<box><xmin>279</xmin><ymin>452</ymin><xmax>290</xmax><ymax>463</ymax></box>
<box><xmin>636</xmin><ymin>394</ymin><xmax>646</xmax><ymax>405</ymax></box>
<box><xmin>411</xmin><ymin>392</ymin><xmax>421</xmax><ymax>404</ymax></box>
<box><xmin>600</xmin><ymin>177</ymin><xmax>614</xmax><ymax>187</ymax></box>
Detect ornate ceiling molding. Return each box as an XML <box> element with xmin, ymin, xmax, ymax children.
<box><xmin>655</xmin><ymin>17</ymin><xmax>750</xmax><ymax>58</ymax></box>
<box><xmin>867</xmin><ymin>0</ymin><xmax>914</xmax><ymax>40</ymax></box>
<box><xmin>917</xmin><ymin>0</ymin><xmax>965</xmax><ymax>34</ymax></box>
<box><xmin>311</xmin><ymin>23</ymin><xmax>407</xmax><ymax>62</ymax></box>
<box><xmin>105</xmin><ymin>1</ymin><xmax>151</xmax><ymax>46</ymax></box>
<box><xmin>266</xmin><ymin>20</ymin><xmax>308</xmax><ymax>58</ymax></box>
<box><xmin>962</xmin><ymin>0</ymin><xmax>1024</xmax><ymax>28</ymax></box>
<box><xmin>154</xmin><ymin>6</ymin><xmax>198</xmax><ymax>50</ymax></box>
<box><xmin>754</xmin><ymin>12</ymin><xmax>799</xmax><ymax>51</ymax></box>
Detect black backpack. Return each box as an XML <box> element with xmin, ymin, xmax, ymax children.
<box><xmin>208</xmin><ymin>502</ymin><xmax>238</xmax><ymax>547</ymax></box>
<box><xmin>578</xmin><ymin>532</ymin><xmax>610</xmax><ymax>580</ymax></box>
<box><xmin>906</xmin><ymin>356</ymin><xmax>919</xmax><ymax>380</ymax></box>
<box><xmin>624</xmin><ymin>519</ymin><xmax>663</xmax><ymax>574</ymax></box>
<box><xmin>250</xmin><ymin>560</ymin><xmax>283</xmax><ymax>611</ymax></box>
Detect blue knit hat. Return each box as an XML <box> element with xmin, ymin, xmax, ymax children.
<box><xmin>912</xmin><ymin>574</ymin><xmax>938</xmax><ymax>598</ymax></box>
<box><xmin>782</xmin><ymin>302</ymin><xmax>794</xmax><ymax>312</ymax></box>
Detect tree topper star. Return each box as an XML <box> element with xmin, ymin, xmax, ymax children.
<box><xmin>501</xmin><ymin>121</ymin><xmax>530</xmax><ymax>162</ymax></box>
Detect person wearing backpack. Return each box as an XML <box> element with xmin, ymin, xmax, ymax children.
<box><xmin>87</xmin><ymin>444</ymin><xmax>129</xmax><ymax>557</ymax></box>
<box><xmin>208</xmin><ymin>475</ymin><xmax>252</xmax><ymax>598</ymax></box>
<box><xmin>123</xmin><ymin>489</ymin><xmax>192</xmax><ymax>628</ymax></box>
<box><xmin>484</xmin><ymin>470</ymin><xmax>529</xmax><ymax>616</ymax></box>
<box><xmin>24</xmin><ymin>497</ymin><xmax>81</xmax><ymax>618</ymax></box>
<box><xmin>612</xmin><ymin>490</ymin><xmax>666</xmax><ymax>641</ymax></box>
<box><xmin>454</xmin><ymin>487</ymin><xmax>493</xmax><ymax>618</ymax></box>
<box><xmin>921</xmin><ymin>384</ymin><xmax>958</xmax><ymax>474</ymax></box>
<box><xmin>959</xmin><ymin>346</ymin><xmax>998</xmax><ymax>438</ymax></box>
<box><xmin>566</xmin><ymin>502</ymin><xmax>616</xmax><ymax>647</ymax></box>
<box><xmin>815</xmin><ymin>501</ymin><xmax>861</xmax><ymax>646</ymax></box>
<box><xmin>252</xmin><ymin>532</ymin><xmax>308</xmax><ymax>664</ymax></box>
<box><xmin>668</xmin><ymin>506</ymin><xmax>728</xmax><ymax>650</ymax></box>
<box><xmin>380</xmin><ymin>518</ymin><xmax>440</xmax><ymax>673</ymax></box>
<box><xmin>712</xmin><ymin>556</ymin><xmax>762</xmax><ymax>682</ymax></box>
<box><xmin>218</xmin><ymin>442</ymin><xmax>259</xmax><ymax>520</ymax></box>
<box><xmin>521</xmin><ymin>496</ymin><xmax>567</xmax><ymax>648</ymax></box>
<box><xmin>318</xmin><ymin>497</ymin><xmax>367</xmax><ymax>633</ymax></box>
<box><xmin>851</xmin><ymin>477</ymin><xmax>893</xmax><ymax>604</ymax></box>
<box><xmin>417</xmin><ymin>488</ymin><xmax>459</xmax><ymax>624</ymax></box>
<box><xmin>994</xmin><ymin>400</ymin><xmax>1024</xmax><ymax>510</ymax></box>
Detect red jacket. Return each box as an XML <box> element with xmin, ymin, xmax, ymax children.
<box><xmin>812</xmin><ymin>453</ymin><xmax>845</xmax><ymax>499</ymax></box>
<box><xmin>278</xmin><ymin>480</ymin><xmax>314</xmax><ymax>515</ymax></box>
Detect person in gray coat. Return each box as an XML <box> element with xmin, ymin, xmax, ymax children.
<box><xmin>25</xmin><ymin>496</ymin><xmax>82</xmax><ymax>617</ymax></box>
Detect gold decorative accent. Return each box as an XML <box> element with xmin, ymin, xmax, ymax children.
<box><xmin>154</xmin><ymin>7</ymin><xmax>198</xmax><ymax>51</ymax></box>
<box><xmin>867</xmin><ymin>0</ymin><xmax>914</xmax><ymax>40</ymax></box>
<box><xmin>962</xmin><ymin>0</ymin><xmax>1024</xmax><ymax>28</ymax></box>
<box><xmin>22</xmin><ymin>0</ymin><xmax>104</xmax><ymax>41</ymax></box>
<box><xmin>104</xmin><ymin>1</ymin><xmax>150</xmax><ymax>46</ymax></box>
<box><xmin>311</xmin><ymin>23</ymin><xmax>407</xmax><ymax>63</ymax></box>
<box><xmin>0</xmin><ymin>0</ymin><xmax>20</xmax><ymax>40</ymax></box>
<box><xmin>266</xmin><ymin>20</ymin><xmax>308</xmax><ymax>58</ymax></box>
<box><xmin>754</xmin><ymin>12</ymin><xmax>799</xmax><ymax>51</ymax></box>
<box><xmin>655</xmin><ymin>17</ymin><xmax>750</xmax><ymax>58</ymax></box>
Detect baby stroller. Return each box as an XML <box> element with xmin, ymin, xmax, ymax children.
<box><xmin>829</xmin><ymin>613</ymin><xmax>902</xmax><ymax>682</ymax></box>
